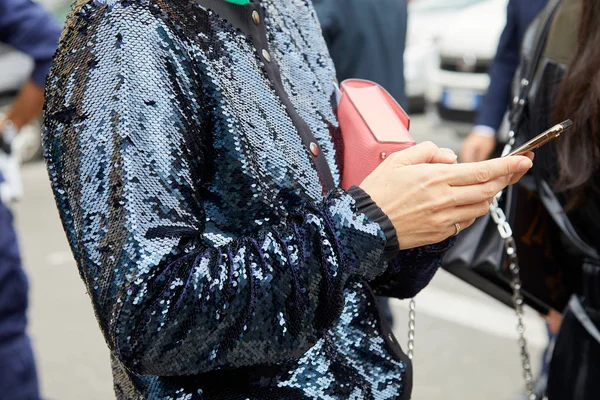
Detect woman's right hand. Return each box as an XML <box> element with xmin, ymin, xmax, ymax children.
<box><xmin>359</xmin><ymin>142</ymin><xmax>533</xmax><ymax>250</ymax></box>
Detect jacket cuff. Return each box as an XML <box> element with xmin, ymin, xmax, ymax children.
<box><xmin>347</xmin><ymin>186</ymin><xmax>400</xmax><ymax>260</ymax></box>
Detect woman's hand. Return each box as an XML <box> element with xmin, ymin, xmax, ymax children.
<box><xmin>359</xmin><ymin>142</ymin><xmax>533</xmax><ymax>250</ymax></box>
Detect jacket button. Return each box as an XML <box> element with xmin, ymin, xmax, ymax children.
<box><xmin>310</xmin><ymin>142</ymin><xmax>319</xmax><ymax>156</ymax></box>
<box><xmin>252</xmin><ymin>10</ymin><xmax>260</xmax><ymax>24</ymax></box>
<box><xmin>262</xmin><ymin>49</ymin><xmax>271</xmax><ymax>63</ymax></box>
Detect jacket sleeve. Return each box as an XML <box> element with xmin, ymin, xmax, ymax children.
<box><xmin>347</xmin><ymin>186</ymin><xmax>454</xmax><ymax>299</ymax></box>
<box><xmin>369</xmin><ymin>240</ymin><xmax>454</xmax><ymax>299</ymax></box>
<box><xmin>475</xmin><ymin>0</ymin><xmax>520</xmax><ymax>132</ymax></box>
<box><xmin>43</xmin><ymin>3</ymin><xmax>388</xmax><ymax>376</ymax></box>
<box><xmin>0</xmin><ymin>0</ymin><xmax>61</xmax><ymax>87</ymax></box>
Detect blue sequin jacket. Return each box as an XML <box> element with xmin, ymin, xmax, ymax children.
<box><xmin>43</xmin><ymin>1</ymin><xmax>451</xmax><ymax>398</ymax></box>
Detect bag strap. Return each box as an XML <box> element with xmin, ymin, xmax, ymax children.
<box><xmin>538</xmin><ymin>180</ymin><xmax>600</xmax><ymax>260</ymax></box>
<box><xmin>569</xmin><ymin>296</ymin><xmax>600</xmax><ymax>345</ymax></box>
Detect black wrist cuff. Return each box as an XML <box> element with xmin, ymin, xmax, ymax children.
<box><xmin>347</xmin><ymin>185</ymin><xmax>400</xmax><ymax>260</ymax></box>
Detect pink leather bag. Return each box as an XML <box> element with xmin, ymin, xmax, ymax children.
<box><xmin>337</xmin><ymin>79</ymin><xmax>415</xmax><ymax>190</ymax></box>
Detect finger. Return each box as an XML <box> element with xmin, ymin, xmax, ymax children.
<box><xmin>451</xmin><ymin>175</ymin><xmax>512</xmax><ymax>206</ymax></box>
<box><xmin>445</xmin><ymin>201</ymin><xmax>491</xmax><ymax>225</ymax></box>
<box><xmin>391</xmin><ymin>141</ymin><xmax>455</xmax><ymax>166</ymax></box>
<box><xmin>455</xmin><ymin>218</ymin><xmax>477</xmax><ymax>234</ymax></box>
<box><xmin>445</xmin><ymin>155</ymin><xmax>532</xmax><ymax>186</ymax></box>
<box><xmin>507</xmin><ymin>151</ymin><xmax>535</xmax><ymax>161</ymax></box>
<box><xmin>443</xmin><ymin>218</ymin><xmax>477</xmax><ymax>240</ymax></box>
<box><xmin>508</xmin><ymin>171</ymin><xmax>524</xmax><ymax>186</ymax></box>
<box><xmin>508</xmin><ymin>151</ymin><xmax>534</xmax><ymax>185</ymax></box>
<box><xmin>462</xmin><ymin>218</ymin><xmax>477</xmax><ymax>230</ymax></box>
<box><xmin>439</xmin><ymin>148</ymin><xmax>458</xmax><ymax>164</ymax></box>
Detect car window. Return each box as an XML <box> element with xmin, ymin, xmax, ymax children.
<box><xmin>410</xmin><ymin>0</ymin><xmax>487</xmax><ymax>14</ymax></box>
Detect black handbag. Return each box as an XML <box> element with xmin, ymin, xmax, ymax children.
<box><xmin>442</xmin><ymin>0</ymin><xmax>567</xmax><ymax>314</ymax></box>
<box><xmin>443</xmin><ymin>176</ymin><xmax>580</xmax><ymax>313</ymax></box>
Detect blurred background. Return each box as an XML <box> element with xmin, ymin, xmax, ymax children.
<box><xmin>4</xmin><ymin>0</ymin><xmax>547</xmax><ymax>399</ymax></box>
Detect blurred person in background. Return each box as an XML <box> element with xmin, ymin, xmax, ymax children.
<box><xmin>314</xmin><ymin>0</ymin><xmax>409</xmax><ymax>326</ymax></box>
<box><xmin>0</xmin><ymin>0</ymin><xmax>61</xmax><ymax>398</ymax></box>
<box><xmin>460</xmin><ymin>0</ymin><xmax>547</xmax><ymax>163</ymax></box>
<box><xmin>502</xmin><ymin>0</ymin><xmax>600</xmax><ymax>397</ymax></box>
<box><xmin>313</xmin><ymin>0</ymin><xmax>408</xmax><ymax>109</ymax></box>
<box><xmin>522</xmin><ymin>0</ymin><xmax>600</xmax><ymax>397</ymax></box>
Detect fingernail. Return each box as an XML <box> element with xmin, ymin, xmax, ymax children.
<box><xmin>519</xmin><ymin>159</ymin><xmax>533</xmax><ymax>170</ymax></box>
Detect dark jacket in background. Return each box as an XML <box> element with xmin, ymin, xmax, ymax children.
<box><xmin>475</xmin><ymin>0</ymin><xmax>548</xmax><ymax>133</ymax></box>
<box><xmin>0</xmin><ymin>0</ymin><xmax>62</xmax><ymax>88</ymax></box>
<box><xmin>313</xmin><ymin>0</ymin><xmax>408</xmax><ymax>108</ymax></box>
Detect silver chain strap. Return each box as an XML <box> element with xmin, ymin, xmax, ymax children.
<box><xmin>407</xmin><ymin>298</ymin><xmax>416</xmax><ymax>360</ymax></box>
<box><xmin>406</xmin><ymin>132</ymin><xmax>545</xmax><ymax>398</ymax></box>
<box><xmin>487</xmin><ymin>133</ymin><xmax>547</xmax><ymax>400</ymax></box>
<box><xmin>490</xmin><ymin>196</ymin><xmax>538</xmax><ymax>399</ymax></box>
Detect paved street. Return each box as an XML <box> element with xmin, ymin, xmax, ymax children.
<box><xmin>14</xmin><ymin>116</ymin><xmax>546</xmax><ymax>400</ymax></box>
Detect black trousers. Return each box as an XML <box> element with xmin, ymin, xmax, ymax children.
<box><xmin>547</xmin><ymin>305</ymin><xmax>600</xmax><ymax>400</ymax></box>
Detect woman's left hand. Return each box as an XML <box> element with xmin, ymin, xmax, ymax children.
<box><xmin>360</xmin><ymin>142</ymin><xmax>534</xmax><ymax>249</ymax></box>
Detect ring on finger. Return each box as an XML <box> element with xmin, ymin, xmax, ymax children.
<box><xmin>454</xmin><ymin>222</ymin><xmax>461</xmax><ymax>236</ymax></box>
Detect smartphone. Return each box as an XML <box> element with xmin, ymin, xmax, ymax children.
<box><xmin>504</xmin><ymin>119</ymin><xmax>573</xmax><ymax>157</ymax></box>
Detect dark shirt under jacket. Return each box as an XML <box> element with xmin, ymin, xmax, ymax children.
<box><xmin>314</xmin><ymin>0</ymin><xmax>408</xmax><ymax>108</ymax></box>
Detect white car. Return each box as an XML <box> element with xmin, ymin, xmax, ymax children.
<box><xmin>404</xmin><ymin>0</ymin><xmax>489</xmax><ymax>112</ymax></box>
<box><xmin>425</xmin><ymin>0</ymin><xmax>508</xmax><ymax>133</ymax></box>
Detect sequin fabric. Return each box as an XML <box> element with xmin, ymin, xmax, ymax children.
<box><xmin>43</xmin><ymin>1</ymin><xmax>450</xmax><ymax>398</ymax></box>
